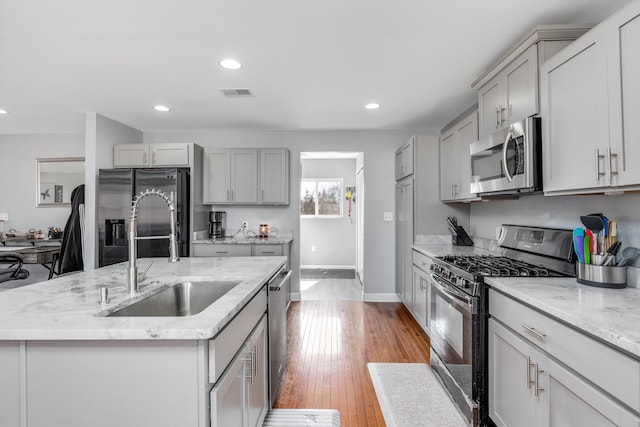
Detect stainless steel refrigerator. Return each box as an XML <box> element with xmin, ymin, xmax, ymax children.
<box><xmin>98</xmin><ymin>168</ymin><xmax>190</xmax><ymax>267</ymax></box>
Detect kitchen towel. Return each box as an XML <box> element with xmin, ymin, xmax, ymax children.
<box><xmin>367</xmin><ymin>363</ymin><xmax>467</xmax><ymax>427</ymax></box>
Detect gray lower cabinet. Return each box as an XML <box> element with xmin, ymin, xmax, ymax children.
<box><xmin>193</xmin><ymin>244</ymin><xmax>253</xmax><ymax>257</ymax></box>
<box><xmin>411</xmin><ymin>250</ymin><xmax>431</xmax><ymax>334</ymax></box>
<box><xmin>211</xmin><ymin>315</ymin><xmax>268</xmax><ymax>427</ymax></box>
<box><xmin>489</xmin><ymin>289</ymin><xmax>640</xmax><ymax>427</ymax></box>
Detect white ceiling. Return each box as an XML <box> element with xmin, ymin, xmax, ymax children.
<box><xmin>0</xmin><ymin>0</ymin><xmax>631</xmax><ymax>135</ymax></box>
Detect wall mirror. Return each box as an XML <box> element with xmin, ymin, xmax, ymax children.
<box><xmin>36</xmin><ymin>157</ymin><xmax>85</xmax><ymax>207</ymax></box>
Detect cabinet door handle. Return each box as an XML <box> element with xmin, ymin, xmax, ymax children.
<box><xmin>215</xmin><ymin>251</ymin><xmax>228</xmax><ymax>254</ymax></box>
<box><xmin>595</xmin><ymin>149</ymin><xmax>606</xmax><ymax>182</ymax></box>
<box><xmin>521</xmin><ymin>324</ymin><xmax>546</xmax><ymax>341</ymax></box>
<box><xmin>527</xmin><ymin>356</ymin><xmax>534</xmax><ymax>390</ymax></box>
<box><xmin>142</xmin><ymin>152</ymin><xmax>148</xmax><ymax>165</ymax></box>
<box><xmin>607</xmin><ymin>147</ymin><xmax>618</xmax><ymax>182</ymax></box>
<box><xmin>500</xmin><ymin>105</ymin><xmax>507</xmax><ymax>125</ymax></box>
<box><xmin>534</xmin><ymin>364</ymin><xmax>545</xmax><ymax>397</ymax></box>
<box><xmin>496</xmin><ymin>107</ymin><xmax>501</xmax><ymax>128</ymax></box>
<box><xmin>261</xmin><ymin>189</ymin><xmax>264</xmax><ymax>201</ymax></box>
<box><xmin>152</xmin><ymin>152</ymin><xmax>156</xmax><ymax>165</ymax></box>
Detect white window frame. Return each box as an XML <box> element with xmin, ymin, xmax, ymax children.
<box><xmin>300</xmin><ymin>178</ymin><xmax>343</xmax><ymax>218</ymax></box>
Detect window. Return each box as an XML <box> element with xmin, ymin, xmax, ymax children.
<box><xmin>300</xmin><ymin>179</ymin><xmax>343</xmax><ymax>217</ymax></box>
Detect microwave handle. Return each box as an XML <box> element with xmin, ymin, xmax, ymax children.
<box><xmin>502</xmin><ymin>131</ymin><xmax>514</xmax><ymax>183</ymax></box>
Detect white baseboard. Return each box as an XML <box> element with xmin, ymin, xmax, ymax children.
<box><xmin>363</xmin><ymin>293</ymin><xmax>402</xmax><ymax>302</ymax></box>
<box><xmin>300</xmin><ymin>265</ymin><xmax>356</xmax><ymax>270</ymax></box>
<box><xmin>291</xmin><ymin>292</ymin><xmax>402</xmax><ymax>303</ymax></box>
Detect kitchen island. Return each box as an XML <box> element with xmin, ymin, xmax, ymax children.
<box><xmin>0</xmin><ymin>256</ymin><xmax>286</xmax><ymax>427</ymax></box>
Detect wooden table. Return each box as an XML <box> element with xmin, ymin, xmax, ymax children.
<box><xmin>0</xmin><ymin>239</ymin><xmax>61</xmax><ymax>280</ymax></box>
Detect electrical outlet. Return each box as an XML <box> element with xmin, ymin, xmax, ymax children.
<box><xmin>242</xmin><ymin>221</ymin><xmax>248</xmax><ymax>229</ymax></box>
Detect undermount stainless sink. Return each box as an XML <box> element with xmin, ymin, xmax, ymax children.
<box><xmin>108</xmin><ymin>281</ymin><xmax>240</xmax><ymax>317</ymax></box>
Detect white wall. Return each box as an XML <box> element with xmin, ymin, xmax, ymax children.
<box><xmin>470</xmin><ymin>193</ymin><xmax>640</xmax><ymax>267</ymax></box>
<box><xmin>144</xmin><ymin>129</ymin><xmax>414</xmax><ymax>300</ymax></box>
<box><xmin>0</xmin><ymin>133</ymin><xmax>85</xmax><ymax>232</ymax></box>
<box><xmin>300</xmin><ymin>158</ymin><xmax>357</xmax><ymax>267</ymax></box>
<box><xmin>84</xmin><ymin>113</ymin><xmax>143</xmax><ymax>270</ymax></box>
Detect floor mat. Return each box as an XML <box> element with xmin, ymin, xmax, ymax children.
<box><xmin>263</xmin><ymin>409</ymin><xmax>340</xmax><ymax>426</ymax></box>
<box><xmin>367</xmin><ymin>363</ymin><xmax>468</xmax><ymax>427</ymax></box>
<box><xmin>300</xmin><ymin>268</ymin><xmax>355</xmax><ymax>279</ymax></box>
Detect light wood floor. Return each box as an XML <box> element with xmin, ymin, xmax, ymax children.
<box><xmin>273</xmin><ymin>300</ymin><xmax>430</xmax><ymax>426</ymax></box>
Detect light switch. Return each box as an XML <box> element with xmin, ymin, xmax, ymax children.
<box><xmin>383</xmin><ymin>212</ymin><xmax>393</xmax><ymax>222</ymax></box>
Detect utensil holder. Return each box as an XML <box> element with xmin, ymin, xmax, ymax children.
<box><xmin>576</xmin><ymin>263</ymin><xmax>627</xmax><ymax>289</ymax></box>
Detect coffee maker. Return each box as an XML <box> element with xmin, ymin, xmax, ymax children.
<box><xmin>208</xmin><ymin>211</ymin><xmax>226</xmax><ymax>240</ymax></box>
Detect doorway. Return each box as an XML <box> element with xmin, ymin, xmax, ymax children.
<box><xmin>299</xmin><ymin>152</ymin><xmax>364</xmax><ymax>301</ymax></box>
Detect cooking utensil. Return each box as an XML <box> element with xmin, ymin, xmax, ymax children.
<box><xmin>618</xmin><ymin>246</ymin><xmax>640</xmax><ymax>267</ymax></box>
<box><xmin>583</xmin><ymin>235</ymin><xmax>591</xmax><ymax>264</ymax></box>
<box><xmin>585</xmin><ymin>229</ymin><xmax>595</xmax><ymax>255</ymax></box>
<box><xmin>580</xmin><ymin>215</ymin><xmax>605</xmax><ymax>254</ymax></box>
<box><xmin>573</xmin><ymin>228</ymin><xmax>585</xmax><ymax>263</ymax></box>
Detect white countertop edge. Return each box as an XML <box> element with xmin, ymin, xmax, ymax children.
<box><xmin>0</xmin><ymin>257</ymin><xmax>287</xmax><ymax>341</ymax></box>
<box><xmin>486</xmin><ymin>277</ymin><xmax>640</xmax><ymax>359</ymax></box>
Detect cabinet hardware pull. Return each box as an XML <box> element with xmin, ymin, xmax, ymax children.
<box><xmin>521</xmin><ymin>324</ymin><xmax>546</xmax><ymax>341</ymax></box>
<box><xmin>215</xmin><ymin>251</ymin><xmax>228</xmax><ymax>254</ymax></box>
<box><xmin>226</xmin><ymin>190</ymin><xmax>230</xmax><ymax>201</ymax></box>
<box><xmin>595</xmin><ymin>149</ymin><xmax>606</xmax><ymax>182</ymax></box>
<box><xmin>496</xmin><ymin>107</ymin><xmax>501</xmax><ymax>128</ymax></box>
<box><xmin>261</xmin><ymin>189</ymin><xmax>264</xmax><ymax>201</ymax></box>
<box><xmin>143</xmin><ymin>152</ymin><xmax>148</xmax><ymax>164</ymax></box>
<box><xmin>152</xmin><ymin>152</ymin><xmax>156</xmax><ymax>165</ymax></box>
<box><xmin>500</xmin><ymin>105</ymin><xmax>507</xmax><ymax>125</ymax></box>
<box><xmin>242</xmin><ymin>354</ymin><xmax>253</xmax><ymax>381</ymax></box>
<box><xmin>262</xmin><ymin>251</ymin><xmax>275</xmax><ymax>254</ymax></box>
<box><xmin>527</xmin><ymin>357</ymin><xmax>534</xmax><ymax>390</ymax></box>
<box><xmin>534</xmin><ymin>365</ymin><xmax>545</xmax><ymax>397</ymax></box>
<box><xmin>607</xmin><ymin>148</ymin><xmax>618</xmax><ymax>182</ymax></box>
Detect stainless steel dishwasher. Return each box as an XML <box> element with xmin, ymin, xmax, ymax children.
<box><xmin>267</xmin><ymin>267</ymin><xmax>291</xmax><ymax>407</ymax></box>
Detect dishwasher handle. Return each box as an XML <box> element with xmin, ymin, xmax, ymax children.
<box><xmin>268</xmin><ymin>269</ymin><xmax>291</xmax><ymax>292</ymax></box>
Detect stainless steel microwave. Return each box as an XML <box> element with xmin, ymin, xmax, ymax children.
<box><xmin>469</xmin><ymin>117</ymin><xmax>542</xmax><ymax>196</ymax></box>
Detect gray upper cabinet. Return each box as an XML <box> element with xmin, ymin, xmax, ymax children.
<box><xmin>473</xmin><ymin>26</ymin><xmax>590</xmax><ymax>139</ymax></box>
<box><xmin>395</xmin><ymin>138</ymin><xmax>414</xmax><ymax>181</ymax></box>
<box><xmin>541</xmin><ymin>2</ymin><xmax>640</xmax><ymax>195</ymax></box>
<box><xmin>113</xmin><ymin>143</ymin><xmax>191</xmax><ymax>167</ymax></box>
<box><xmin>203</xmin><ymin>148</ymin><xmax>289</xmax><ymax>205</ymax></box>
<box><xmin>477</xmin><ymin>45</ymin><xmax>538</xmax><ymax>137</ymax></box>
<box><xmin>260</xmin><ymin>148</ymin><xmax>289</xmax><ymax>204</ymax></box>
<box><xmin>440</xmin><ymin>109</ymin><xmax>479</xmax><ymax>202</ymax></box>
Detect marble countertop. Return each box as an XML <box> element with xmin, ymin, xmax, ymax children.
<box><xmin>486</xmin><ymin>276</ymin><xmax>640</xmax><ymax>359</ymax></box>
<box><xmin>0</xmin><ymin>256</ymin><xmax>286</xmax><ymax>341</ymax></box>
<box><xmin>412</xmin><ymin>242</ymin><xmax>640</xmax><ymax>359</ymax></box>
<box><xmin>412</xmin><ymin>243</ymin><xmax>500</xmax><ymax>258</ymax></box>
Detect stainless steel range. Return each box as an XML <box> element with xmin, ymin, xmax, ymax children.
<box><xmin>428</xmin><ymin>225</ymin><xmax>576</xmax><ymax>426</ymax></box>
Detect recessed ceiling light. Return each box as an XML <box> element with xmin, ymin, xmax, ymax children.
<box><xmin>365</xmin><ymin>103</ymin><xmax>380</xmax><ymax>110</ymax></box>
<box><xmin>219</xmin><ymin>58</ymin><xmax>242</xmax><ymax>70</ymax></box>
<box><xmin>154</xmin><ymin>105</ymin><xmax>171</xmax><ymax>112</ymax></box>
<box><xmin>0</xmin><ymin>109</ymin><xmax>7</xmax><ymax>115</ymax></box>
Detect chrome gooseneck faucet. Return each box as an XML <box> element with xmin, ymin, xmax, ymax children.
<box><xmin>128</xmin><ymin>189</ymin><xmax>179</xmax><ymax>294</ymax></box>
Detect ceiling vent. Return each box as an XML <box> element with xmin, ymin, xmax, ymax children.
<box><xmin>220</xmin><ymin>88</ymin><xmax>253</xmax><ymax>97</ymax></box>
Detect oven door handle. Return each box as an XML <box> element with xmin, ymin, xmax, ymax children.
<box><xmin>429</xmin><ymin>273</ymin><xmax>474</xmax><ymax>307</ymax></box>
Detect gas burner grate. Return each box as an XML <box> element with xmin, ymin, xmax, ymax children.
<box><xmin>438</xmin><ymin>255</ymin><xmax>567</xmax><ymax>278</ymax></box>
